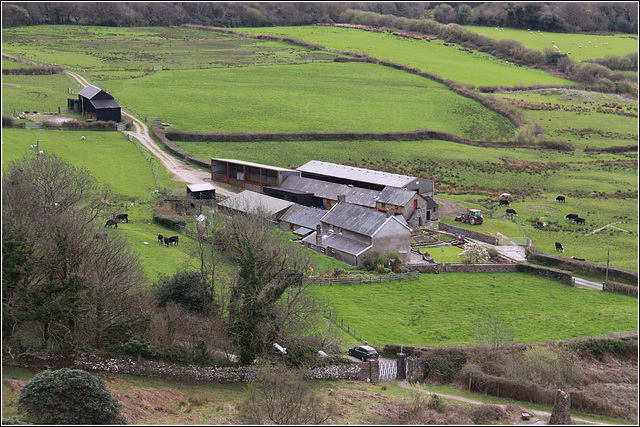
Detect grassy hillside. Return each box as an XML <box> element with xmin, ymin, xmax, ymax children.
<box><xmin>2</xmin><ymin>72</ymin><xmax>80</xmax><ymax>116</ymax></box>
<box><xmin>310</xmin><ymin>272</ymin><xmax>638</xmax><ymax>346</ymax></box>
<box><xmin>238</xmin><ymin>25</ymin><xmax>577</xmax><ymax>87</ymax></box>
<box><xmin>102</xmin><ymin>62</ymin><xmax>515</xmax><ymax>138</ymax></box>
<box><xmin>462</xmin><ymin>26</ymin><xmax>638</xmax><ymax>61</ymax></box>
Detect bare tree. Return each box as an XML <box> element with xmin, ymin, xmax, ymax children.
<box><xmin>475</xmin><ymin>313</ymin><xmax>516</xmax><ymax>352</ymax></box>
<box><xmin>239</xmin><ymin>362</ymin><xmax>333</xmax><ymax>425</ymax></box>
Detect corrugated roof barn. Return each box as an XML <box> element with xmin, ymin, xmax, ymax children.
<box><xmin>67</xmin><ymin>84</ymin><xmax>122</xmax><ymax>122</ymax></box>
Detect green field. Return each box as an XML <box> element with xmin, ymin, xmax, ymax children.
<box><xmin>1</xmin><ymin>25</ymin><xmax>340</xmax><ymax>71</ymax></box>
<box><xmin>310</xmin><ymin>272</ymin><xmax>638</xmax><ymax>346</ymax></box>
<box><xmin>1</xmin><ymin>128</ymin><xmax>179</xmax><ymax>200</ymax></box>
<box><xmin>101</xmin><ymin>62</ymin><xmax>515</xmax><ymax>138</ymax></box>
<box><xmin>238</xmin><ymin>25</ymin><xmax>577</xmax><ymax>87</ymax></box>
<box><xmin>462</xmin><ymin>26</ymin><xmax>639</xmax><ymax>62</ymax></box>
<box><xmin>2</xmin><ymin>72</ymin><xmax>81</xmax><ymax>117</ymax></box>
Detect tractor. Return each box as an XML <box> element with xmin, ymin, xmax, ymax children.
<box><xmin>455</xmin><ymin>209</ymin><xmax>484</xmax><ymax>225</ymax></box>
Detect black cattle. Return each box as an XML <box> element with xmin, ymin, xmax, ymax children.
<box><xmin>158</xmin><ymin>234</ymin><xmax>164</xmax><ymax>243</ymax></box>
<box><xmin>115</xmin><ymin>213</ymin><xmax>129</xmax><ymax>223</ymax></box>
<box><xmin>499</xmin><ymin>199</ymin><xmax>510</xmax><ymax>206</ymax></box>
<box><xmin>105</xmin><ymin>219</ymin><xmax>118</xmax><ymax>228</ymax></box>
<box><xmin>556</xmin><ymin>196</ymin><xmax>566</xmax><ymax>203</ymax></box>
<box><xmin>506</xmin><ymin>208</ymin><xmax>517</xmax><ymax>215</ymax></box>
<box><xmin>565</xmin><ymin>214</ymin><xmax>579</xmax><ymax>220</ymax></box>
<box><xmin>555</xmin><ymin>242</ymin><xmax>564</xmax><ymax>253</ymax></box>
<box><xmin>571</xmin><ymin>256</ymin><xmax>586</xmax><ymax>261</ymax></box>
<box><xmin>573</xmin><ymin>217</ymin><xmax>585</xmax><ymax>225</ymax></box>
<box><xmin>164</xmin><ymin>236</ymin><xmax>179</xmax><ymax>246</ymax></box>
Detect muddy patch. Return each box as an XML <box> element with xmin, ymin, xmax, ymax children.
<box><xmin>525</xmin><ymin>205</ymin><xmax>558</xmax><ymax>213</ymax></box>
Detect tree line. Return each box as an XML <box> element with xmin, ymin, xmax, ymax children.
<box><xmin>2</xmin><ymin>2</ymin><xmax>637</xmax><ymax>34</ymax></box>
<box><xmin>2</xmin><ymin>153</ymin><xmax>338</xmax><ymax>366</ymax></box>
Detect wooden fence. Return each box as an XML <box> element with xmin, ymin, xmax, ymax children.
<box><xmin>304</xmin><ymin>271</ymin><xmax>419</xmax><ymax>285</ymax></box>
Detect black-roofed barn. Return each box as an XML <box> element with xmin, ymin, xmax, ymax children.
<box><xmin>68</xmin><ymin>84</ymin><xmax>122</xmax><ymax>122</ymax></box>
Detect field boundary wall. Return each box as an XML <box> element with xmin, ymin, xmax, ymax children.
<box><xmin>437</xmin><ymin>222</ymin><xmax>499</xmax><ymax>245</ymax></box>
<box><xmin>1</xmin><ymin>350</ymin><xmax>369</xmax><ymax>383</ymax></box>
<box><xmin>525</xmin><ymin>247</ymin><xmax>638</xmax><ymax>286</ymax></box>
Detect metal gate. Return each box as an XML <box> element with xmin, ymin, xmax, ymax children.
<box><xmin>378</xmin><ymin>359</ymin><xmax>397</xmax><ymax>382</ymax></box>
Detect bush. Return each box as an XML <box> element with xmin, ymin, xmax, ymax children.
<box><xmin>2</xmin><ymin>115</ymin><xmax>15</xmax><ymax>127</ymax></box>
<box><xmin>423</xmin><ymin>348</ymin><xmax>467</xmax><ymax>383</ymax></box>
<box><xmin>471</xmin><ymin>404</ymin><xmax>507</xmax><ymax>424</ymax></box>
<box><xmin>517</xmin><ymin>345</ymin><xmax>581</xmax><ymax>387</ymax></box>
<box><xmin>152</xmin><ymin>269</ymin><xmax>209</xmax><ymax>314</ymax></box>
<box><xmin>17</xmin><ymin>368</ymin><xmax>126</xmax><ymax>425</ymax></box>
<box><xmin>564</xmin><ymin>338</ymin><xmax>636</xmax><ymax>357</ymax></box>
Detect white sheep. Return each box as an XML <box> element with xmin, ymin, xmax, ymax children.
<box><xmin>81</xmin><ymin>135</ymin><xmax>85</xmax><ymax>140</ymax></box>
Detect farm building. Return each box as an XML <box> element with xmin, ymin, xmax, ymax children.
<box><xmin>211</xmin><ymin>158</ymin><xmax>300</xmax><ymax>192</ymax></box>
<box><xmin>297</xmin><ymin>160</ymin><xmax>434</xmax><ymax>196</ymax></box>
<box><xmin>217</xmin><ymin>190</ymin><xmax>294</xmax><ymax>223</ymax></box>
<box><xmin>273</xmin><ymin>175</ymin><xmax>436</xmax><ymax>227</ymax></box>
<box><xmin>279</xmin><ymin>204</ymin><xmax>326</xmax><ymax>238</ymax></box>
<box><xmin>186</xmin><ymin>183</ymin><xmax>216</xmax><ymax>200</ymax></box>
<box><xmin>67</xmin><ymin>85</ymin><xmax>121</xmax><ymax>122</ymax></box>
<box><xmin>302</xmin><ymin>202</ymin><xmax>412</xmax><ymax>266</ymax></box>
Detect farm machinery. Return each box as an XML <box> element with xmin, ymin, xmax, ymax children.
<box><xmin>455</xmin><ymin>209</ymin><xmax>484</xmax><ymax>225</ymax></box>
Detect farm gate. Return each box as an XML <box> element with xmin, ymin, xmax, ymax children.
<box><xmin>378</xmin><ymin>359</ymin><xmax>398</xmax><ymax>382</ymax></box>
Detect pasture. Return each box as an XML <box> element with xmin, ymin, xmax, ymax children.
<box><xmin>238</xmin><ymin>25</ymin><xmax>577</xmax><ymax>87</ymax></box>
<box><xmin>310</xmin><ymin>272</ymin><xmax>638</xmax><ymax>346</ymax></box>
<box><xmin>2</xmin><ymin>72</ymin><xmax>81</xmax><ymax>117</ymax></box>
<box><xmin>100</xmin><ymin>62</ymin><xmax>515</xmax><ymax>139</ymax></box>
<box><xmin>1</xmin><ymin>25</ymin><xmax>339</xmax><ymax>72</ymax></box>
<box><xmin>462</xmin><ymin>26</ymin><xmax>639</xmax><ymax>62</ymax></box>
<box><xmin>1</xmin><ymin>128</ymin><xmax>179</xmax><ymax>200</ymax></box>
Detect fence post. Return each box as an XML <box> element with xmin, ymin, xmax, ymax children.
<box><xmin>369</xmin><ymin>359</ymin><xmax>380</xmax><ymax>383</ymax></box>
<box><xmin>396</xmin><ymin>353</ymin><xmax>406</xmax><ymax>380</ymax></box>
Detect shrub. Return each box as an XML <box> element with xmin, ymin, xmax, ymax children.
<box><xmin>152</xmin><ymin>269</ymin><xmax>209</xmax><ymax>314</ymax></box>
<box><xmin>517</xmin><ymin>345</ymin><xmax>581</xmax><ymax>387</ymax></box>
<box><xmin>423</xmin><ymin>348</ymin><xmax>467</xmax><ymax>383</ymax></box>
<box><xmin>17</xmin><ymin>368</ymin><xmax>126</xmax><ymax>425</ymax></box>
<box><xmin>564</xmin><ymin>338</ymin><xmax>636</xmax><ymax>357</ymax></box>
<box><xmin>2</xmin><ymin>115</ymin><xmax>15</xmax><ymax>127</ymax></box>
<box><xmin>471</xmin><ymin>404</ymin><xmax>507</xmax><ymax>424</ymax></box>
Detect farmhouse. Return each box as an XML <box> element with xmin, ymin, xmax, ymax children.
<box><xmin>302</xmin><ymin>202</ymin><xmax>412</xmax><ymax>266</ymax></box>
<box><xmin>211</xmin><ymin>158</ymin><xmax>300</xmax><ymax>192</ymax></box>
<box><xmin>217</xmin><ymin>190</ymin><xmax>294</xmax><ymax>223</ymax></box>
<box><xmin>270</xmin><ymin>175</ymin><xmax>436</xmax><ymax>227</ymax></box>
<box><xmin>67</xmin><ymin>85</ymin><xmax>122</xmax><ymax>122</ymax></box>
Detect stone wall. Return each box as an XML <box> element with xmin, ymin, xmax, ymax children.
<box><xmin>516</xmin><ymin>263</ymin><xmax>573</xmax><ymax>286</ymax></box>
<box><xmin>1</xmin><ymin>351</ymin><xmax>367</xmax><ymax>383</ymax></box>
<box><xmin>406</xmin><ymin>357</ymin><xmax>425</xmax><ymax>383</ymax></box>
<box><xmin>444</xmin><ymin>263</ymin><xmax>519</xmax><ymax>273</ymax></box>
<box><xmin>526</xmin><ymin>248</ymin><xmax>638</xmax><ymax>286</ymax></box>
<box><xmin>438</xmin><ymin>222</ymin><xmax>499</xmax><ymax>245</ymax></box>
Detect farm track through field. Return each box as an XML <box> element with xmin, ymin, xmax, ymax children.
<box><xmin>397</xmin><ymin>381</ymin><xmax>614</xmax><ymax>426</ymax></box>
<box><xmin>64</xmin><ymin>69</ymin><xmax>238</xmax><ymax>196</ymax></box>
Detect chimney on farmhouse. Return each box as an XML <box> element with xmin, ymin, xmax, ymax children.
<box><xmin>316</xmin><ymin>224</ymin><xmax>322</xmax><ymax>245</ymax></box>
<box><xmin>337</xmin><ymin>194</ymin><xmax>346</xmax><ymax>203</ymax></box>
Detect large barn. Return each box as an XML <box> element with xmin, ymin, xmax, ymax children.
<box><xmin>68</xmin><ymin>85</ymin><xmax>122</xmax><ymax>122</ymax></box>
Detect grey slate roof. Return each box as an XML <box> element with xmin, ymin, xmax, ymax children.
<box><xmin>280</xmin><ymin>175</ymin><xmax>380</xmax><ymax>208</ymax></box>
<box><xmin>320</xmin><ymin>202</ymin><xmax>409</xmax><ymax>237</ymax></box>
<box><xmin>297</xmin><ymin>160</ymin><xmax>419</xmax><ymax>189</ymax></box>
<box><xmin>377</xmin><ymin>186</ymin><xmax>415</xmax><ymax>206</ymax></box>
<box><xmin>302</xmin><ymin>232</ymin><xmax>371</xmax><ymax>257</ymax></box>
<box><xmin>280</xmin><ymin>204</ymin><xmax>325</xmax><ymax>230</ymax></box>
<box><xmin>78</xmin><ymin>85</ymin><xmax>103</xmax><ymax>99</ymax></box>
<box><xmin>218</xmin><ymin>190</ymin><xmax>293</xmax><ymax>218</ymax></box>
<box><xmin>423</xmin><ymin>195</ymin><xmax>438</xmax><ymax>209</ymax></box>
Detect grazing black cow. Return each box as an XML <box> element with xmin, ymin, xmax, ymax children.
<box><xmin>565</xmin><ymin>214</ymin><xmax>579</xmax><ymax>220</ymax></box>
<box><xmin>105</xmin><ymin>219</ymin><xmax>118</xmax><ymax>228</ymax></box>
<box><xmin>573</xmin><ymin>217</ymin><xmax>585</xmax><ymax>225</ymax></box>
<box><xmin>164</xmin><ymin>236</ymin><xmax>179</xmax><ymax>247</ymax></box>
<box><xmin>94</xmin><ymin>233</ymin><xmax>108</xmax><ymax>240</ymax></box>
<box><xmin>499</xmin><ymin>199</ymin><xmax>510</xmax><ymax>206</ymax></box>
<box><xmin>556</xmin><ymin>196</ymin><xmax>566</xmax><ymax>203</ymax></box>
<box><xmin>157</xmin><ymin>234</ymin><xmax>164</xmax><ymax>243</ymax></box>
<box><xmin>571</xmin><ymin>256</ymin><xmax>586</xmax><ymax>261</ymax></box>
<box><xmin>506</xmin><ymin>208</ymin><xmax>517</xmax><ymax>215</ymax></box>
<box><xmin>115</xmin><ymin>213</ymin><xmax>129</xmax><ymax>223</ymax></box>
<box><xmin>555</xmin><ymin>242</ymin><xmax>564</xmax><ymax>253</ymax></box>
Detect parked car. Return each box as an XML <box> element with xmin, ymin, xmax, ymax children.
<box><xmin>348</xmin><ymin>345</ymin><xmax>379</xmax><ymax>361</ymax></box>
